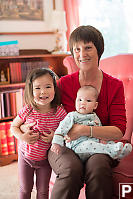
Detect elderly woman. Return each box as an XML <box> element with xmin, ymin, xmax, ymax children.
<box><xmin>20</xmin><ymin>25</ymin><xmax>126</xmax><ymax>199</ymax></box>
<box><xmin>48</xmin><ymin>25</ymin><xmax>126</xmax><ymax>199</ymax></box>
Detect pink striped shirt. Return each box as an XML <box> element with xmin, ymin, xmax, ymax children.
<box><xmin>18</xmin><ymin>105</ymin><xmax>67</xmax><ymax>161</ymax></box>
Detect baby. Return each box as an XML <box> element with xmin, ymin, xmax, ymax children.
<box><xmin>51</xmin><ymin>85</ymin><xmax>132</xmax><ymax>162</ymax></box>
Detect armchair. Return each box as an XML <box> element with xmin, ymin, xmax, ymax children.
<box><xmin>63</xmin><ymin>55</ymin><xmax>79</xmax><ymax>74</ymax></box>
<box><xmin>100</xmin><ymin>54</ymin><xmax>133</xmax><ymax>199</ymax></box>
<box><xmin>50</xmin><ymin>54</ymin><xmax>133</xmax><ymax>199</ymax></box>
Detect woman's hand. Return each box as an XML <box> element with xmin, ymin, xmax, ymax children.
<box><xmin>21</xmin><ymin>131</ymin><xmax>39</xmax><ymax>145</ymax></box>
<box><xmin>40</xmin><ymin>129</ymin><xmax>54</xmax><ymax>143</ymax></box>
<box><xmin>20</xmin><ymin>122</ymin><xmax>39</xmax><ymax>144</ymax></box>
<box><xmin>64</xmin><ymin>124</ymin><xmax>83</xmax><ymax>143</ymax></box>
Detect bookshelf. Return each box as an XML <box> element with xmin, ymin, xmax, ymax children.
<box><xmin>0</xmin><ymin>52</ymin><xmax>68</xmax><ymax>77</ymax></box>
<box><xmin>0</xmin><ymin>51</ymin><xmax>69</xmax><ymax>166</ymax></box>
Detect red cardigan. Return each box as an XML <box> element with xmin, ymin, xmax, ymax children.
<box><xmin>57</xmin><ymin>71</ymin><xmax>126</xmax><ymax>135</ymax></box>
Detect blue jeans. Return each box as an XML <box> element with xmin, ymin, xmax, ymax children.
<box><xmin>18</xmin><ymin>151</ymin><xmax>52</xmax><ymax>199</ymax></box>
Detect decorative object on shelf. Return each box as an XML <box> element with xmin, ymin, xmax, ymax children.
<box><xmin>0</xmin><ymin>70</ymin><xmax>6</xmax><ymax>82</ymax></box>
<box><xmin>0</xmin><ymin>67</ymin><xmax>10</xmax><ymax>85</ymax></box>
<box><xmin>51</xmin><ymin>10</ymin><xmax>67</xmax><ymax>53</ymax></box>
<box><xmin>0</xmin><ymin>40</ymin><xmax>19</xmax><ymax>56</ymax></box>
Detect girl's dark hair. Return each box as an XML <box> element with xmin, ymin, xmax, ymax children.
<box><xmin>24</xmin><ymin>68</ymin><xmax>60</xmax><ymax>110</ymax></box>
<box><xmin>69</xmin><ymin>25</ymin><xmax>104</xmax><ymax>62</ymax></box>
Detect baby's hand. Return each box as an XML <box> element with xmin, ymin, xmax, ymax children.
<box><xmin>50</xmin><ymin>143</ymin><xmax>61</xmax><ymax>154</ymax></box>
<box><xmin>100</xmin><ymin>140</ymin><xmax>107</xmax><ymax>144</ymax></box>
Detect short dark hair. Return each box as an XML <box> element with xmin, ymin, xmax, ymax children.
<box><xmin>69</xmin><ymin>25</ymin><xmax>104</xmax><ymax>62</ymax></box>
<box><xmin>24</xmin><ymin>68</ymin><xmax>60</xmax><ymax>110</ymax></box>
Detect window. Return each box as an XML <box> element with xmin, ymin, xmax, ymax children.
<box><xmin>79</xmin><ymin>0</ymin><xmax>133</xmax><ymax>58</ymax></box>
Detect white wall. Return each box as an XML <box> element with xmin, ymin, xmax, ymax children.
<box><xmin>0</xmin><ymin>0</ymin><xmax>65</xmax><ymax>52</ymax></box>
<box><xmin>0</xmin><ymin>34</ymin><xmax>56</xmax><ymax>52</ymax></box>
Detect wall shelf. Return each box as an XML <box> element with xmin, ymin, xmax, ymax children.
<box><xmin>0</xmin><ymin>32</ymin><xmax>55</xmax><ymax>35</ymax></box>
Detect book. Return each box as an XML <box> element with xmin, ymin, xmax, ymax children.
<box><xmin>0</xmin><ymin>122</ymin><xmax>8</xmax><ymax>156</ymax></box>
<box><xmin>9</xmin><ymin>92</ymin><xmax>17</xmax><ymax>116</ymax></box>
<box><xmin>4</xmin><ymin>92</ymin><xmax>11</xmax><ymax>117</ymax></box>
<box><xmin>21</xmin><ymin>60</ymin><xmax>49</xmax><ymax>82</ymax></box>
<box><xmin>0</xmin><ymin>93</ymin><xmax>5</xmax><ymax>118</ymax></box>
<box><xmin>15</xmin><ymin>62</ymin><xmax>22</xmax><ymax>83</ymax></box>
<box><xmin>6</xmin><ymin>121</ymin><xmax>15</xmax><ymax>155</ymax></box>
<box><xmin>21</xmin><ymin>62</ymin><xmax>27</xmax><ymax>82</ymax></box>
<box><xmin>3</xmin><ymin>93</ymin><xmax>7</xmax><ymax>117</ymax></box>
<box><xmin>15</xmin><ymin>88</ymin><xmax>23</xmax><ymax>114</ymax></box>
<box><xmin>9</xmin><ymin>63</ymin><xmax>16</xmax><ymax>83</ymax></box>
<box><xmin>0</xmin><ymin>89</ymin><xmax>24</xmax><ymax>118</ymax></box>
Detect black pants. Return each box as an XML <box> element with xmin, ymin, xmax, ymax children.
<box><xmin>48</xmin><ymin>146</ymin><xmax>115</xmax><ymax>199</ymax></box>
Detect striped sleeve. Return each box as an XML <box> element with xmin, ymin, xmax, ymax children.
<box><xmin>18</xmin><ymin>105</ymin><xmax>32</xmax><ymax>122</ymax></box>
<box><xmin>56</xmin><ymin>106</ymin><xmax>67</xmax><ymax>121</ymax></box>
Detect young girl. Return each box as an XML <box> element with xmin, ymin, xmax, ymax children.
<box><xmin>10</xmin><ymin>68</ymin><xmax>67</xmax><ymax>199</ymax></box>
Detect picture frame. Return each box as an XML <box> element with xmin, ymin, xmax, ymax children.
<box><xmin>0</xmin><ymin>67</ymin><xmax>10</xmax><ymax>85</ymax></box>
<box><xmin>0</xmin><ymin>0</ymin><xmax>54</xmax><ymax>33</ymax></box>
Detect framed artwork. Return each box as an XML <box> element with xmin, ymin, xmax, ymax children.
<box><xmin>0</xmin><ymin>0</ymin><xmax>54</xmax><ymax>33</ymax></box>
<box><xmin>0</xmin><ymin>0</ymin><xmax>44</xmax><ymax>21</ymax></box>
